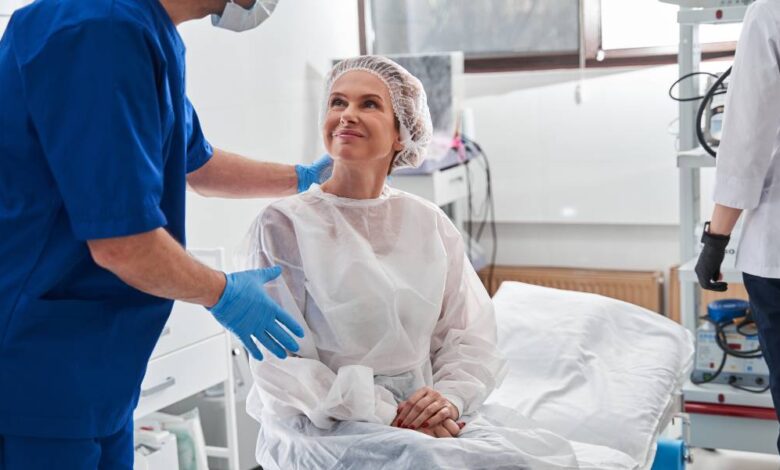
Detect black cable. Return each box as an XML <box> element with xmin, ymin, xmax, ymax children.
<box><xmin>692</xmin><ymin>314</ymin><xmax>769</xmax><ymax>392</ymax></box>
<box><xmin>473</xmin><ymin>157</ymin><xmax>491</xmax><ymax>241</ymax></box>
<box><xmin>460</xmin><ymin>136</ymin><xmax>497</xmax><ymax>291</ymax></box>
<box><xmin>729</xmin><ymin>378</ymin><xmax>771</xmax><ymax>394</ymax></box>
<box><xmin>691</xmin><ymin>348</ymin><xmax>728</xmax><ymax>385</ymax></box>
<box><xmin>462</xmin><ymin>139</ymin><xmax>490</xmax><ymax>242</ymax></box>
<box><xmin>714</xmin><ymin>318</ymin><xmax>762</xmax><ymax>359</ymax></box>
<box><xmin>486</xmin><ymin>155</ymin><xmax>497</xmax><ymax>289</ymax></box>
<box><xmin>464</xmin><ymin>150</ymin><xmax>473</xmax><ymax>264</ymax></box>
<box><xmin>696</xmin><ymin>67</ymin><xmax>732</xmax><ymax>158</ymax></box>
<box><xmin>668</xmin><ymin>71</ymin><xmax>725</xmax><ymax>102</ymax></box>
<box><xmin>736</xmin><ymin>320</ymin><xmax>758</xmax><ymax>337</ymax></box>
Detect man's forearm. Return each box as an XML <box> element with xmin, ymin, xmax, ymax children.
<box><xmin>87</xmin><ymin>228</ymin><xmax>226</xmax><ymax>307</ymax></box>
<box><xmin>187</xmin><ymin>147</ymin><xmax>298</xmax><ymax>198</ymax></box>
<box><xmin>709</xmin><ymin>203</ymin><xmax>743</xmax><ymax>236</ymax></box>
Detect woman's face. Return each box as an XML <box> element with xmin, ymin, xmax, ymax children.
<box><xmin>323</xmin><ymin>71</ymin><xmax>403</xmax><ymax>168</ymax></box>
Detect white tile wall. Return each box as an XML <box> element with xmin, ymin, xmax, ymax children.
<box><xmin>462</xmin><ymin>61</ymin><xmax>730</xmax><ymax>271</ymax></box>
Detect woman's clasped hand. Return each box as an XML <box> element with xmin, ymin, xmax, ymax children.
<box><xmin>391</xmin><ymin>387</ymin><xmax>465</xmax><ymax>438</ymax></box>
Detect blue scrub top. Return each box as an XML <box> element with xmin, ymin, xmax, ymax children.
<box><xmin>0</xmin><ymin>0</ymin><xmax>213</xmax><ymax>438</ymax></box>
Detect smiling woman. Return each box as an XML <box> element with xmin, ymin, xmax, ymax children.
<box><xmin>235</xmin><ymin>56</ymin><xmax>640</xmax><ymax>470</ymax></box>
<box><xmin>322</xmin><ymin>71</ymin><xmax>402</xmax><ymax>175</ymax></box>
<box><xmin>321</xmin><ymin>56</ymin><xmax>432</xmax><ymax>180</ymax></box>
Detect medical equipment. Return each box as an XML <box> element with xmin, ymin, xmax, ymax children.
<box><xmin>668</xmin><ymin>67</ymin><xmax>731</xmax><ymax>157</ymax></box>
<box><xmin>696</xmin><ymin>68</ymin><xmax>731</xmax><ymax>156</ymax></box>
<box><xmin>659</xmin><ymin>0</ymin><xmax>755</xmax><ymax>7</ymax></box>
<box><xmin>691</xmin><ymin>299</ymin><xmax>770</xmax><ymax>390</ymax></box>
<box><xmin>701</xmin><ymin>74</ymin><xmax>727</xmax><ymax>150</ymax></box>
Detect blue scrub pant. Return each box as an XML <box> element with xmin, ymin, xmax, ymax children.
<box><xmin>743</xmin><ymin>272</ymin><xmax>780</xmax><ymax>454</ymax></box>
<box><xmin>0</xmin><ymin>418</ymin><xmax>133</xmax><ymax>470</ymax></box>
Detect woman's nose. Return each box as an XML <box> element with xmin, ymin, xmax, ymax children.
<box><xmin>339</xmin><ymin>105</ymin><xmax>358</xmax><ymax>124</ymax></box>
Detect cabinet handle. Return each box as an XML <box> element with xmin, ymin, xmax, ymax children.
<box><xmin>449</xmin><ymin>176</ymin><xmax>464</xmax><ymax>184</ymax></box>
<box><xmin>141</xmin><ymin>377</ymin><xmax>176</xmax><ymax>397</ymax></box>
<box><xmin>160</xmin><ymin>326</ymin><xmax>171</xmax><ymax>337</ymax></box>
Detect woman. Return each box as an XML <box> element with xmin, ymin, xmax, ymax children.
<box><xmin>244</xmin><ymin>56</ymin><xmax>635</xmax><ymax>469</ymax></box>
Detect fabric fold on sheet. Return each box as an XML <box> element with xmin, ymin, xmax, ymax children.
<box><xmin>487</xmin><ymin>282</ymin><xmax>694</xmax><ymax>469</ymax></box>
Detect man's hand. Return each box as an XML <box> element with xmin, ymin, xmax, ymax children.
<box><xmin>209</xmin><ymin>266</ymin><xmax>304</xmax><ymax>360</ymax></box>
<box><xmin>392</xmin><ymin>386</ymin><xmax>459</xmax><ymax>431</ymax></box>
<box><xmin>295</xmin><ymin>155</ymin><xmax>333</xmax><ymax>193</ymax></box>
<box><xmin>695</xmin><ymin>222</ymin><xmax>731</xmax><ymax>292</ymax></box>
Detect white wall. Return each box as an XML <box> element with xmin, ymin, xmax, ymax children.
<box><xmin>182</xmin><ymin>14</ymin><xmax>724</xmax><ymax>276</ymax></box>
<box><xmin>465</xmin><ymin>66</ymin><xmax>680</xmax><ymax>225</ymax></box>
<box><xmin>2</xmin><ymin>0</ymin><xmax>716</xmax><ymax>276</ymax></box>
<box><xmin>462</xmin><ymin>62</ymin><xmax>728</xmax><ymax>272</ymax></box>
<box><xmin>180</xmin><ymin>1</ymin><xmax>360</xmax><ymax>270</ymax></box>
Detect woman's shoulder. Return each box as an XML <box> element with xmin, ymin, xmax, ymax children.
<box><xmin>260</xmin><ymin>194</ymin><xmax>311</xmax><ymax>220</ymax></box>
<box><xmin>388</xmin><ymin>187</ymin><xmax>446</xmax><ymax>215</ymax></box>
<box><xmin>254</xmin><ymin>197</ymin><xmax>310</xmax><ymax>238</ymax></box>
<box><xmin>388</xmin><ymin>187</ymin><xmax>462</xmax><ymax>237</ymax></box>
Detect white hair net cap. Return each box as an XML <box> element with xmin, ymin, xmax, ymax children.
<box><xmin>321</xmin><ymin>56</ymin><xmax>433</xmax><ymax>171</ymax></box>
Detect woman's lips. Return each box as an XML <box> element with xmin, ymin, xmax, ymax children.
<box><xmin>333</xmin><ymin>129</ymin><xmax>364</xmax><ymax>138</ymax></box>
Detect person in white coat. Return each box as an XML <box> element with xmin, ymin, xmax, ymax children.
<box><xmin>695</xmin><ymin>0</ymin><xmax>780</xmax><ymax>452</ymax></box>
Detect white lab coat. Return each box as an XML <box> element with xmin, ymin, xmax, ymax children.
<box><xmin>242</xmin><ymin>185</ymin><xmax>637</xmax><ymax>469</ymax></box>
<box><xmin>715</xmin><ymin>0</ymin><xmax>780</xmax><ymax>278</ymax></box>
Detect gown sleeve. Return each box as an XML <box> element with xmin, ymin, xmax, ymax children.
<box><xmin>430</xmin><ymin>212</ymin><xmax>508</xmax><ymax>417</ymax></box>
<box><xmin>714</xmin><ymin>2</ymin><xmax>780</xmax><ymax>210</ymax></box>
<box><xmin>246</xmin><ymin>205</ymin><xmax>398</xmax><ymax>429</ymax></box>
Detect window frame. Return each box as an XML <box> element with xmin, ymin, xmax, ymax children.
<box><xmin>357</xmin><ymin>0</ymin><xmax>736</xmax><ymax>73</ymax></box>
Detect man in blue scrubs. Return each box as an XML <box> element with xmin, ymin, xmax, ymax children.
<box><xmin>0</xmin><ymin>0</ymin><xmax>330</xmax><ymax>468</ymax></box>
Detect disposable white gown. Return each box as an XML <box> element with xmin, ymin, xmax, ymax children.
<box><xmin>244</xmin><ymin>185</ymin><xmax>636</xmax><ymax>470</ymax></box>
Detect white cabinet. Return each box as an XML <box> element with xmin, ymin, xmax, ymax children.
<box><xmin>389</xmin><ymin>163</ymin><xmax>471</xmax><ymax>234</ymax></box>
<box><xmin>149</xmin><ymin>300</ymin><xmax>222</xmax><ymax>360</ymax></box>
<box><xmin>136</xmin><ymin>335</ymin><xmax>228</xmax><ymax>418</ymax></box>
<box><xmin>390</xmin><ymin>164</ymin><xmax>469</xmax><ymax>207</ymax></box>
<box><xmin>134</xmin><ymin>248</ymin><xmax>239</xmax><ymax>469</ymax></box>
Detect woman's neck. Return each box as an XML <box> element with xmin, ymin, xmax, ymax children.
<box><xmin>320</xmin><ymin>160</ymin><xmax>389</xmax><ymax>200</ymax></box>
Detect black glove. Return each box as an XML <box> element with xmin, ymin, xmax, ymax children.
<box><xmin>695</xmin><ymin>222</ymin><xmax>730</xmax><ymax>292</ymax></box>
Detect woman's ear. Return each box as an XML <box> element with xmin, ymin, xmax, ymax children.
<box><xmin>393</xmin><ymin>133</ymin><xmax>404</xmax><ymax>152</ymax></box>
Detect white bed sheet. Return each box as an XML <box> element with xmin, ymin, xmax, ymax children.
<box><xmin>487</xmin><ymin>282</ymin><xmax>694</xmax><ymax>470</ymax></box>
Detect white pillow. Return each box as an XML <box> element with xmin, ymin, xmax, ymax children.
<box><xmin>487</xmin><ymin>282</ymin><xmax>694</xmax><ymax>468</ymax></box>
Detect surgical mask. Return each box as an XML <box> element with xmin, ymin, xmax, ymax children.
<box><xmin>211</xmin><ymin>0</ymin><xmax>280</xmax><ymax>32</ymax></box>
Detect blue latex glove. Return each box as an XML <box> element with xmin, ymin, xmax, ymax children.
<box><xmin>209</xmin><ymin>266</ymin><xmax>304</xmax><ymax>360</ymax></box>
<box><xmin>295</xmin><ymin>154</ymin><xmax>333</xmax><ymax>193</ymax></box>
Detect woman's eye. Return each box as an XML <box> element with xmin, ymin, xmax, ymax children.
<box><xmin>364</xmin><ymin>100</ymin><xmax>378</xmax><ymax>109</ymax></box>
<box><xmin>330</xmin><ymin>98</ymin><xmax>346</xmax><ymax>107</ymax></box>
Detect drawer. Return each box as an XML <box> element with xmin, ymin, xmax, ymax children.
<box><xmin>149</xmin><ymin>248</ymin><xmax>225</xmax><ymax>359</ymax></box>
<box><xmin>135</xmin><ymin>334</ymin><xmax>229</xmax><ymax>420</ymax></box>
<box><xmin>150</xmin><ymin>301</ymin><xmax>223</xmax><ymax>359</ymax></box>
<box><xmin>390</xmin><ymin>163</ymin><xmax>468</xmax><ymax>206</ymax></box>
<box><xmin>432</xmin><ymin>164</ymin><xmax>468</xmax><ymax>205</ymax></box>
